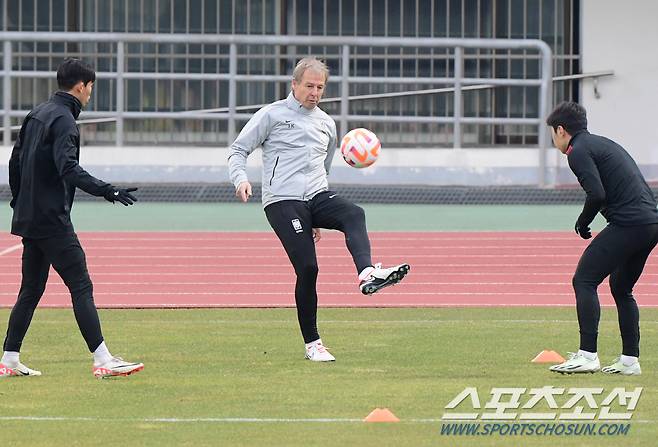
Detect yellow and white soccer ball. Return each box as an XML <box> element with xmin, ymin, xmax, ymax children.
<box><xmin>340</xmin><ymin>128</ymin><xmax>381</xmax><ymax>168</ymax></box>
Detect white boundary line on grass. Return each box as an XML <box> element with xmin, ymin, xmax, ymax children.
<box><xmin>32</xmin><ymin>315</ymin><xmax>580</xmax><ymax>326</ymax></box>
<box><xmin>0</xmin><ymin>416</ymin><xmax>360</xmax><ymax>423</ymax></box>
<box><xmin>21</xmin><ymin>319</ymin><xmax>658</xmax><ymax>326</ymax></box>
<box><xmin>0</xmin><ymin>416</ymin><xmax>652</xmax><ymax>424</ymax></box>
<box><xmin>3</xmin><ymin>303</ymin><xmax>657</xmax><ymax>308</ymax></box>
<box><xmin>22</xmin><ymin>318</ymin><xmax>658</xmax><ymax>326</ymax></box>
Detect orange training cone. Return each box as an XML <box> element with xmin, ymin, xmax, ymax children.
<box><xmin>531</xmin><ymin>350</ymin><xmax>566</xmax><ymax>363</ymax></box>
<box><xmin>364</xmin><ymin>408</ymin><xmax>400</xmax><ymax>422</ymax></box>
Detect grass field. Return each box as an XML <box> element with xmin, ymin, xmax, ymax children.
<box><xmin>2</xmin><ymin>202</ymin><xmax>608</xmax><ymax>232</ymax></box>
<box><xmin>0</xmin><ymin>307</ymin><xmax>655</xmax><ymax>446</ymax></box>
<box><xmin>0</xmin><ymin>203</ymin><xmax>647</xmax><ymax>445</ymax></box>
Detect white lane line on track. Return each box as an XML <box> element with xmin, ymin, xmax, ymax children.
<box><xmin>1</xmin><ymin>291</ymin><xmax>656</xmax><ymax>296</ymax></box>
<box><xmin>0</xmin><ymin>281</ymin><xmax>607</xmax><ymax>286</ymax></box>
<box><xmin>23</xmin><ymin>236</ymin><xmax>580</xmax><ymax>242</ymax></box>
<box><xmin>0</xmin><ymin>263</ymin><xmax>655</xmax><ymax>268</ymax></box>
<box><xmin>64</xmin><ymin>245</ymin><xmax>588</xmax><ymax>250</ymax></box>
<box><xmin>0</xmin><ymin>254</ymin><xmax>583</xmax><ymax>259</ymax></box>
<box><xmin>0</xmin><ymin>271</ymin><xmax>585</xmax><ymax>275</ymax></box>
<box><xmin>0</xmin><ymin>244</ymin><xmax>21</xmax><ymax>257</ymax></box>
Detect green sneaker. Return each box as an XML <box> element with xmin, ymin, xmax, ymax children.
<box><xmin>601</xmin><ymin>358</ymin><xmax>641</xmax><ymax>376</ymax></box>
<box><xmin>549</xmin><ymin>352</ymin><xmax>600</xmax><ymax>374</ymax></box>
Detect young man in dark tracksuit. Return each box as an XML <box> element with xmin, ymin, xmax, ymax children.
<box><xmin>0</xmin><ymin>59</ymin><xmax>144</xmax><ymax>379</ymax></box>
<box><xmin>228</xmin><ymin>58</ymin><xmax>410</xmax><ymax>362</ymax></box>
<box><xmin>547</xmin><ymin>102</ymin><xmax>658</xmax><ymax>376</ymax></box>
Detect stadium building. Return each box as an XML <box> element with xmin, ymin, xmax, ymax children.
<box><xmin>0</xmin><ymin>0</ymin><xmax>656</xmax><ymax>197</ymax></box>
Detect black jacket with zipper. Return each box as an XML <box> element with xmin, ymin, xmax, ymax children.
<box><xmin>8</xmin><ymin>91</ymin><xmax>113</xmax><ymax>238</ymax></box>
<box><xmin>567</xmin><ymin>130</ymin><xmax>658</xmax><ymax>228</ymax></box>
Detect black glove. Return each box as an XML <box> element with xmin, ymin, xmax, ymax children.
<box><xmin>9</xmin><ymin>197</ymin><xmax>16</xmax><ymax>208</ymax></box>
<box><xmin>104</xmin><ymin>187</ymin><xmax>138</xmax><ymax>206</ymax></box>
<box><xmin>574</xmin><ymin>220</ymin><xmax>592</xmax><ymax>240</ymax></box>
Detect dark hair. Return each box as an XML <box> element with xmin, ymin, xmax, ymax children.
<box><xmin>546</xmin><ymin>101</ymin><xmax>588</xmax><ymax>134</ymax></box>
<box><xmin>56</xmin><ymin>58</ymin><xmax>96</xmax><ymax>90</ymax></box>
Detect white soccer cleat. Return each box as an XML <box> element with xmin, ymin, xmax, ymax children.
<box><xmin>93</xmin><ymin>356</ymin><xmax>144</xmax><ymax>379</ymax></box>
<box><xmin>359</xmin><ymin>262</ymin><xmax>410</xmax><ymax>295</ymax></box>
<box><xmin>0</xmin><ymin>362</ymin><xmax>42</xmax><ymax>377</ymax></box>
<box><xmin>305</xmin><ymin>340</ymin><xmax>335</xmax><ymax>362</ymax></box>
<box><xmin>549</xmin><ymin>352</ymin><xmax>600</xmax><ymax>374</ymax></box>
<box><xmin>601</xmin><ymin>358</ymin><xmax>642</xmax><ymax>376</ymax></box>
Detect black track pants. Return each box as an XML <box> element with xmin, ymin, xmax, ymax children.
<box><xmin>3</xmin><ymin>233</ymin><xmax>104</xmax><ymax>353</ymax></box>
<box><xmin>573</xmin><ymin>223</ymin><xmax>658</xmax><ymax>357</ymax></box>
<box><xmin>265</xmin><ymin>191</ymin><xmax>372</xmax><ymax>343</ymax></box>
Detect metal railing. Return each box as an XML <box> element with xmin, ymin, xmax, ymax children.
<box><xmin>1</xmin><ymin>32</ymin><xmax>554</xmax><ymax>183</ymax></box>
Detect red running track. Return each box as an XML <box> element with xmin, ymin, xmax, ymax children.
<box><xmin>1</xmin><ymin>231</ymin><xmax>658</xmax><ymax>308</ymax></box>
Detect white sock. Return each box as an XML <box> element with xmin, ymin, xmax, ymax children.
<box><xmin>93</xmin><ymin>341</ymin><xmax>113</xmax><ymax>366</ymax></box>
<box><xmin>578</xmin><ymin>349</ymin><xmax>598</xmax><ymax>361</ymax></box>
<box><xmin>358</xmin><ymin>266</ymin><xmax>374</xmax><ymax>281</ymax></box>
<box><xmin>305</xmin><ymin>338</ymin><xmax>322</xmax><ymax>350</ymax></box>
<box><xmin>620</xmin><ymin>354</ymin><xmax>638</xmax><ymax>366</ymax></box>
<box><xmin>1</xmin><ymin>351</ymin><xmax>20</xmax><ymax>367</ymax></box>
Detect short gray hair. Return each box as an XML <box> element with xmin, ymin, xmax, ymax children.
<box><xmin>292</xmin><ymin>57</ymin><xmax>329</xmax><ymax>82</ymax></box>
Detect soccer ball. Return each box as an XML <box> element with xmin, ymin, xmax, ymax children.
<box><xmin>340</xmin><ymin>128</ymin><xmax>381</xmax><ymax>168</ymax></box>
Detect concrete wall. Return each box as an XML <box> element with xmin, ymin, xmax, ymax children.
<box><xmin>2</xmin><ymin>2</ymin><xmax>657</xmax><ymax>187</ymax></box>
<box><xmin>0</xmin><ymin>145</ymin><xmax>551</xmax><ymax>186</ymax></box>
<box><xmin>579</xmin><ymin>0</ymin><xmax>658</xmax><ymax>176</ymax></box>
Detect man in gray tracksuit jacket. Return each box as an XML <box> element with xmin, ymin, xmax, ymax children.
<box><xmin>228</xmin><ymin>86</ymin><xmax>337</xmax><ymax>208</ymax></box>
<box><xmin>228</xmin><ymin>57</ymin><xmax>409</xmax><ymax>362</ymax></box>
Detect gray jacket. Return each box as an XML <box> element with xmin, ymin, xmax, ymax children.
<box><xmin>228</xmin><ymin>92</ymin><xmax>337</xmax><ymax>208</ymax></box>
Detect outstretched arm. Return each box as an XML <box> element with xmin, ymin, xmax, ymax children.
<box><xmin>51</xmin><ymin>119</ymin><xmax>112</xmax><ymax>196</ymax></box>
<box><xmin>51</xmin><ymin>117</ymin><xmax>138</xmax><ymax>206</ymax></box>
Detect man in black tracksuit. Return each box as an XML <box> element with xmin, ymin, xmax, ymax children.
<box><xmin>547</xmin><ymin>102</ymin><xmax>658</xmax><ymax>376</ymax></box>
<box><xmin>0</xmin><ymin>59</ymin><xmax>143</xmax><ymax>379</ymax></box>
